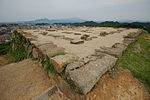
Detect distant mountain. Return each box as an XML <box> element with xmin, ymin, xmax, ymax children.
<box><xmin>23</xmin><ymin>18</ymin><xmax>86</xmax><ymax>23</ymax></box>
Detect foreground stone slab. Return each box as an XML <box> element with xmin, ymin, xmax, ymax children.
<box><xmin>50</xmin><ymin>54</ymin><xmax>79</xmax><ymax>73</ymax></box>
<box><xmin>65</xmin><ymin>54</ymin><xmax>117</xmax><ymax>94</ymax></box>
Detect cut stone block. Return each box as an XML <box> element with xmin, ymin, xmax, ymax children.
<box><xmin>74</xmin><ymin>33</ymin><xmax>81</xmax><ymax>35</ymax></box>
<box><xmin>65</xmin><ymin>54</ymin><xmax>117</xmax><ymax>94</ymax></box>
<box><xmin>46</xmin><ymin>47</ymin><xmax>65</xmax><ymax>57</ymax></box>
<box><xmin>39</xmin><ymin>43</ymin><xmax>57</xmax><ymax>52</ymax></box>
<box><xmin>123</xmin><ymin>38</ymin><xmax>137</xmax><ymax>45</ymax></box>
<box><xmin>96</xmin><ymin>43</ymin><xmax>127</xmax><ymax>56</ymax></box>
<box><xmin>70</xmin><ymin>39</ymin><xmax>84</xmax><ymax>44</ymax></box>
<box><xmin>50</xmin><ymin>54</ymin><xmax>79</xmax><ymax>73</ymax></box>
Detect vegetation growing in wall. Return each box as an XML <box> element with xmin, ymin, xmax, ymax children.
<box><xmin>41</xmin><ymin>58</ymin><xmax>57</xmax><ymax>75</ymax></box>
<box><xmin>9</xmin><ymin>30</ymin><xmax>31</xmax><ymax>61</ymax></box>
<box><xmin>51</xmin><ymin>52</ymin><xmax>67</xmax><ymax>57</ymax></box>
<box><xmin>0</xmin><ymin>43</ymin><xmax>10</xmax><ymax>56</ymax></box>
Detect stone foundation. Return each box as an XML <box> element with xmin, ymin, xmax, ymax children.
<box><xmin>12</xmin><ymin>29</ymin><xmax>143</xmax><ymax>100</ymax></box>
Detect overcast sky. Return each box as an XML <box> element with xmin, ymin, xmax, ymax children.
<box><xmin>0</xmin><ymin>0</ymin><xmax>150</xmax><ymax>22</ymax></box>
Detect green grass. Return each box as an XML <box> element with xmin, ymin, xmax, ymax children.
<box><xmin>3</xmin><ymin>54</ymin><xmax>15</xmax><ymax>63</ymax></box>
<box><xmin>0</xmin><ymin>43</ymin><xmax>10</xmax><ymax>56</ymax></box>
<box><xmin>9</xmin><ymin>31</ymin><xmax>28</xmax><ymax>61</ymax></box>
<box><xmin>51</xmin><ymin>52</ymin><xmax>67</xmax><ymax>57</ymax></box>
<box><xmin>0</xmin><ymin>43</ymin><xmax>15</xmax><ymax>63</ymax></box>
<box><xmin>116</xmin><ymin>32</ymin><xmax>150</xmax><ymax>93</ymax></box>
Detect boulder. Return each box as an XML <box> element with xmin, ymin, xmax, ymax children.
<box><xmin>50</xmin><ymin>54</ymin><xmax>79</xmax><ymax>73</ymax></box>
<box><xmin>65</xmin><ymin>54</ymin><xmax>117</xmax><ymax>94</ymax></box>
<box><xmin>70</xmin><ymin>39</ymin><xmax>84</xmax><ymax>44</ymax></box>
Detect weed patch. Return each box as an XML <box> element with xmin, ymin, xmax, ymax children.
<box><xmin>51</xmin><ymin>52</ymin><xmax>67</xmax><ymax>57</ymax></box>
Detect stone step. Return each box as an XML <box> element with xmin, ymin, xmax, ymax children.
<box><xmin>50</xmin><ymin>54</ymin><xmax>79</xmax><ymax>73</ymax></box>
<box><xmin>46</xmin><ymin>47</ymin><xmax>65</xmax><ymax>57</ymax></box>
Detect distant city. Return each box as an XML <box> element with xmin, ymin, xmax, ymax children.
<box><xmin>0</xmin><ymin>17</ymin><xmax>150</xmax><ymax>37</ymax></box>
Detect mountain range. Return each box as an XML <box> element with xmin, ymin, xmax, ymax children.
<box><xmin>22</xmin><ymin>18</ymin><xmax>86</xmax><ymax>23</ymax></box>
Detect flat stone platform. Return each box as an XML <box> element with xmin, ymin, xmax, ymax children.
<box><xmin>19</xmin><ymin>27</ymin><xmax>141</xmax><ymax>95</ymax></box>
<box><xmin>22</xmin><ymin>27</ymin><xmax>139</xmax><ymax>58</ymax></box>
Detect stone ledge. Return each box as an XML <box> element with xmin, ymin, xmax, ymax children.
<box><xmin>65</xmin><ymin>54</ymin><xmax>118</xmax><ymax>94</ymax></box>
<box><xmin>50</xmin><ymin>54</ymin><xmax>79</xmax><ymax>73</ymax></box>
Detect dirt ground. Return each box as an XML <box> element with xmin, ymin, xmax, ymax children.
<box><xmin>87</xmin><ymin>69</ymin><xmax>150</xmax><ymax>100</ymax></box>
<box><xmin>0</xmin><ymin>60</ymin><xmax>149</xmax><ymax>100</ymax></box>
<box><xmin>0</xmin><ymin>59</ymin><xmax>69</xmax><ymax>100</ymax></box>
<box><xmin>0</xmin><ymin>56</ymin><xmax>9</xmax><ymax>67</ymax></box>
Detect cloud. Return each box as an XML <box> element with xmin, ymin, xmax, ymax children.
<box><xmin>0</xmin><ymin>0</ymin><xmax>150</xmax><ymax>22</ymax></box>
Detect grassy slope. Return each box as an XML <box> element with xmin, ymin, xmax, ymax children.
<box><xmin>117</xmin><ymin>32</ymin><xmax>150</xmax><ymax>93</ymax></box>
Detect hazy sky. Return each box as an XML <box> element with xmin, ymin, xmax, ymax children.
<box><xmin>0</xmin><ymin>0</ymin><xmax>150</xmax><ymax>22</ymax></box>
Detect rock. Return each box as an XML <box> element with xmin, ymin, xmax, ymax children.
<box><xmin>124</xmin><ymin>32</ymin><xmax>140</xmax><ymax>38</ymax></box>
<box><xmin>96</xmin><ymin>43</ymin><xmax>127</xmax><ymax>57</ymax></box>
<box><xmin>50</xmin><ymin>54</ymin><xmax>79</xmax><ymax>73</ymax></box>
<box><xmin>134</xmin><ymin>43</ymin><xmax>141</xmax><ymax>53</ymax></box>
<box><xmin>70</xmin><ymin>39</ymin><xmax>84</xmax><ymax>44</ymax></box>
<box><xmin>85</xmin><ymin>37</ymin><xmax>92</xmax><ymax>41</ymax></box>
<box><xmin>81</xmin><ymin>34</ymin><xmax>90</xmax><ymax>40</ymax></box>
<box><xmin>123</xmin><ymin>38</ymin><xmax>137</xmax><ymax>45</ymax></box>
<box><xmin>91</xmin><ymin>36</ymin><xmax>98</xmax><ymax>39</ymax></box>
<box><xmin>53</xmin><ymin>76</ymin><xmax>86</xmax><ymax>100</ymax></box>
<box><xmin>82</xmin><ymin>57</ymin><xmax>90</xmax><ymax>64</ymax></box>
<box><xmin>46</xmin><ymin>47</ymin><xmax>65</xmax><ymax>57</ymax></box>
<box><xmin>74</xmin><ymin>33</ymin><xmax>81</xmax><ymax>35</ymax></box>
<box><xmin>65</xmin><ymin>54</ymin><xmax>117</xmax><ymax>94</ymax></box>
<box><xmin>32</xmin><ymin>48</ymin><xmax>39</xmax><ymax>58</ymax></box>
<box><xmin>39</xmin><ymin>43</ymin><xmax>57</xmax><ymax>53</ymax></box>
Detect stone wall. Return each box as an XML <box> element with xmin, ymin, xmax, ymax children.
<box><xmin>12</xmin><ymin>29</ymin><xmax>143</xmax><ymax>100</ymax></box>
